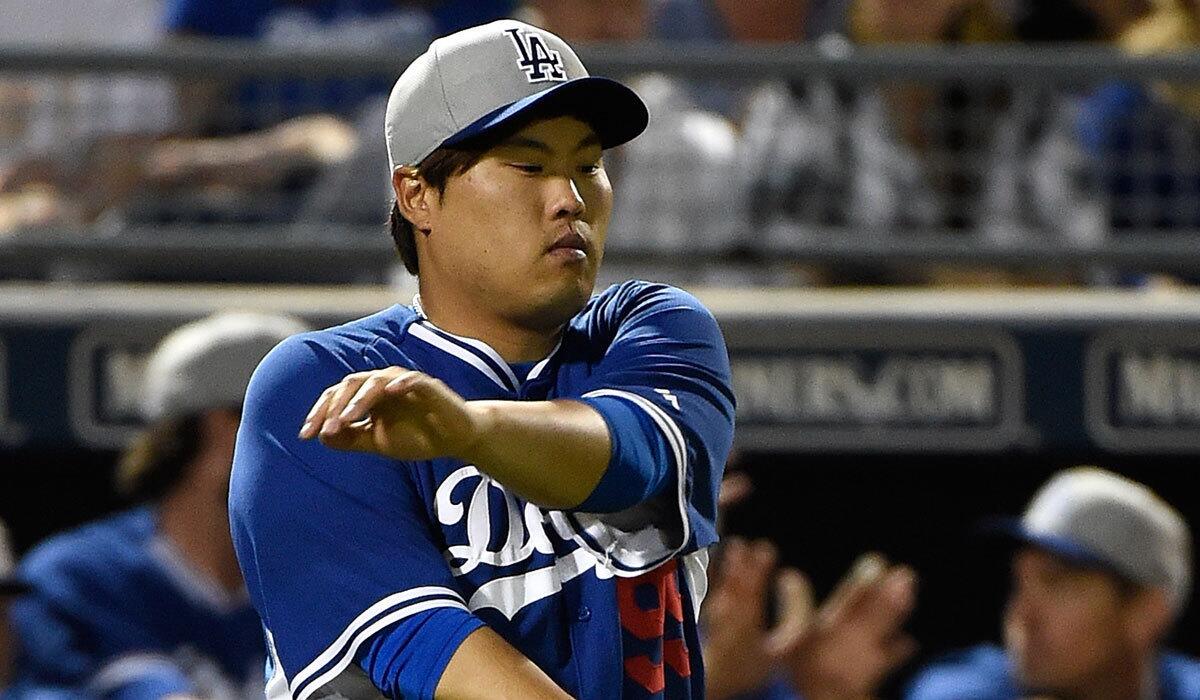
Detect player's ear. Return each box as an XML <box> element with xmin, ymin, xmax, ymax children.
<box><xmin>393</xmin><ymin>166</ymin><xmax>433</xmax><ymax>234</ymax></box>
<box><xmin>1125</xmin><ymin>587</ymin><xmax>1172</xmax><ymax>650</ymax></box>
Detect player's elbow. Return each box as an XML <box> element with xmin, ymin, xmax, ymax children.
<box><xmin>572</xmin><ymin>397</ymin><xmax>674</xmax><ymax>514</ymax></box>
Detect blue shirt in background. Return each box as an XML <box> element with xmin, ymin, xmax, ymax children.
<box><xmin>905</xmin><ymin>643</ymin><xmax>1200</xmax><ymax>700</ymax></box>
<box><xmin>10</xmin><ymin>508</ymin><xmax>265</xmax><ymax>700</ymax></box>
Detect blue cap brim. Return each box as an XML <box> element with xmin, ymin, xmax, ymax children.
<box><xmin>442</xmin><ymin>76</ymin><xmax>649</xmax><ymax>151</ymax></box>
<box><xmin>979</xmin><ymin>516</ymin><xmax>1115</xmax><ymax>572</ymax></box>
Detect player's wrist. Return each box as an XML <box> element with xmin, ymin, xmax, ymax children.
<box><xmin>453</xmin><ymin>400</ymin><xmax>500</xmax><ymax>464</ymax></box>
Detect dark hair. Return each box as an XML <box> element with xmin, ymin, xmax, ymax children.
<box><xmin>389</xmin><ymin>146</ymin><xmax>492</xmax><ymax>275</ymax></box>
<box><xmin>117</xmin><ymin>414</ymin><xmax>203</xmax><ymax>504</ymax></box>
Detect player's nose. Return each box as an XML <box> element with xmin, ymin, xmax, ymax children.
<box><xmin>547</xmin><ymin>176</ymin><xmax>586</xmax><ymax>221</ymax></box>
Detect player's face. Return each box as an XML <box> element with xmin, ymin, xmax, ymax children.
<box><xmin>1003</xmin><ymin>548</ymin><xmax>1140</xmax><ymax>694</ymax></box>
<box><xmin>423</xmin><ymin>116</ymin><xmax>612</xmax><ymax>333</ymax></box>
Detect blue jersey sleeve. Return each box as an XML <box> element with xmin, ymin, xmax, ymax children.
<box><xmin>572</xmin><ymin>282</ymin><xmax>735</xmax><ymax>574</ymax></box>
<box><xmin>231</xmin><ymin>334</ymin><xmax>484</xmax><ymax>700</ymax></box>
<box><xmin>355</xmin><ymin>608</ymin><xmax>482</xmax><ymax>699</ymax></box>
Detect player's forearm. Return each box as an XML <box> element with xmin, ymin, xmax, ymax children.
<box><xmin>459</xmin><ymin>399</ymin><xmax>610</xmax><ymax>509</ymax></box>
<box><xmin>437</xmin><ymin>627</ymin><xmax>573</xmax><ymax>699</ymax></box>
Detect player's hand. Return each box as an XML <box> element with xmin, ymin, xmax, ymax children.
<box><xmin>702</xmin><ymin>538</ymin><xmax>813</xmax><ymax>700</ymax></box>
<box><xmin>786</xmin><ymin>553</ymin><xmax>918</xmax><ymax>700</ymax></box>
<box><xmin>299</xmin><ymin>367</ymin><xmax>485</xmax><ymax>461</ymax></box>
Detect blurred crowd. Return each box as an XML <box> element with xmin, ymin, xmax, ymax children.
<box><xmin>2</xmin><ymin>0</ymin><xmax>1200</xmax><ymax>285</ymax></box>
<box><xmin>0</xmin><ymin>312</ymin><xmax>1196</xmax><ymax>699</ymax></box>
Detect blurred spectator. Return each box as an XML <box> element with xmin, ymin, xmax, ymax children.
<box><xmin>733</xmin><ymin>0</ymin><xmax>1011</xmax><ymax>283</ymax></box>
<box><xmin>151</xmin><ymin>1</ymin><xmax>516</xmax><ymax>227</ymax></box>
<box><xmin>1075</xmin><ymin>0</ymin><xmax>1200</xmax><ymax>235</ymax></box>
<box><xmin>1</xmin><ymin>1</ymin><xmax>516</xmax><ymax>234</ymax></box>
<box><xmin>905</xmin><ymin>467</ymin><xmax>1200</xmax><ymax>699</ymax></box>
<box><xmin>0</xmin><ymin>0</ymin><xmax>178</xmax><ymax>232</ymax></box>
<box><xmin>0</xmin><ymin>0</ymin><xmax>359</xmax><ymax>232</ymax></box>
<box><xmin>163</xmin><ymin>0</ymin><xmax>492</xmax><ymax>133</ymax></box>
<box><xmin>9</xmin><ymin>313</ymin><xmax>305</xmax><ymax>698</ymax></box>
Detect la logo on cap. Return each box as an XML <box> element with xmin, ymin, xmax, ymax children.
<box><xmin>504</xmin><ymin>27</ymin><xmax>566</xmax><ymax>83</ymax></box>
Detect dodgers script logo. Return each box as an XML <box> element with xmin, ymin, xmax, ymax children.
<box><xmin>504</xmin><ymin>27</ymin><xmax>567</xmax><ymax>83</ymax></box>
<box><xmin>434</xmin><ymin>466</ymin><xmax>612</xmax><ymax>619</ymax></box>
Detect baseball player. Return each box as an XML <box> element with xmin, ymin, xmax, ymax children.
<box><xmin>906</xmin><ymin>467</ymin><xmax>1200</xmax><ymax>699</ymax></box>
<box><xmin>229</xmin><ymin>19</ymin><xmax>735</xmax><ymax>700</ymax></box>
<box><xmin>11</xmin><ymin>313</ymin><xmax>305</xmax><ymax>699</ymax></box>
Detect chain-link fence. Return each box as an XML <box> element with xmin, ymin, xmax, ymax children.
<box><xmin>3</xmin><ymin>42</ymin><xmax>1200</xmax><ymax>283</ymax></box>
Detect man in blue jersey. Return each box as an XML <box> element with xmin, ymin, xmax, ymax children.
<box><xmin>11</xmin><ymin>312</ymin><xmax>305</xmax><ymax>699</ymax></box>
<box><xmin>230</xmin><ymin>19</ymin><xmax>735</xmax><ymax>700</ymax></box>
<box><xmin>906</xmin><ymin>467</ymin><xmax>1200</xmax><ymax>700</ymax></box>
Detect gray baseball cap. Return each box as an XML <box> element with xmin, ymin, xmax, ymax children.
<box><xmin>141</xmin><ymin>312</ymin><xmax>308</xmax><ymax>422</ymax></box>
<box><xmin>994</xmin><ymin>467</ymin><xmax>1192</xmax><ymax>611</ymax></box>
<box><xmin>385</xmin><ymin>19</ymin><xmax>649</xmax><ymax>170</ymax></box>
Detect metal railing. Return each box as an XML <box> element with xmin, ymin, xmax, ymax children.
<box><xmin>4</xmin><ymin>42</ymin><xmax>1200</xmax><ymax>283</ymax></box>
<box><xmin>3</xmin><ymin>41</ymin><xmax>1200</xmax><ymax>81</ymax></box>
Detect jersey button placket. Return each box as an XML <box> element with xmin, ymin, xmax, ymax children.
<box><xmin>576</xmin><ymin>606</ymin><xmax>591</xmax><ymax>622</ymax></box>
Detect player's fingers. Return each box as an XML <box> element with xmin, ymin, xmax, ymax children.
<box><xmin>300</xmin><ymin>385</ymin><xmax>340</xmax><ymax>439</ymax></box>
<box><xmin>856</xmin><ymin>565</ymin><xmax>918</xmax><ymax>636</ymax></box>
<box><xmin>338</xmin><ymin>374</ymin><xmax>398</xmax><ymax>423</ymax></box>
<box><xmin>399</xmin><ymin>375</ymin><xmax>459</xmax><ymax>411</ymax></box>
<box><xmin>391</xmin><ymin>376</ymin><xmax>471</xmax><ymax>438</ymax></box>
<box><xmin>383</xmin><ymin>369</ymin><xmax>427</xmax><ymax>395</ymax></box>
<box><xmin>710</xmin><ymin>538</ymin><xmax>754</xmax><ymax>599</ymax></box>
<box><xmin>821</xmin><ymin>552</ymin><xmax>887</xmax><ymax>626</ymax></box>
<box><xmin>740</xmin><ymin>540</ymin><xmax>778</xmax><ymax>600</ymax></box>
<box><xmin>717</xmin><ymin>472</ymin><xmax>754</xmax><ymax>510</ymax></box>
<box><xmin>764</xmin><ymin>566</ymin><xmax>814</xmax><ymax>658</ymax></box>
<box><xmin>317</xmin><ymin>373</ymin><xmax>374</xmax><ymax>437</ymax></box>
<box><xmin>320</xmin><ymin>418</ymin><xmax>431</xmax><ymax>457</ymax></box>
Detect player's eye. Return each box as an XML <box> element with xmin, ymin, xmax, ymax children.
<box><xmin>510</xmin><ymin>163</ymin><xmax>543</xmax><ymax>174</ymax></box>
<box><xmin>579</xmin><ymin>163</ymin><xmax>601</xmax><ymax>176</ymax></box>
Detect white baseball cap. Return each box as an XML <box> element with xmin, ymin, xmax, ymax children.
<box><xmin>994</xmin><ymin>467</ymin><xmax>1192</xmax><ymax>612</ymax></box>
<box><xmin>141</xmin><ymin>312</ymin><xmax>308</xmax><ymax>422</ymax></box>
<box><xmin>384</xmin><ymin>19</ymin><xmax>649</xmax><ymax>170</ymax></box>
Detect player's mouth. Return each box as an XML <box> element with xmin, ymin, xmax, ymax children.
<box><xmin>547</xmin><ymin>229</ymin><xmax>590</xmax><ymax>262</ymax></box>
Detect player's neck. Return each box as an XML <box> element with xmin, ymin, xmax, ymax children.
<box><xmin>157</xmin><ymin>463</ymin><xmax>244</xmax><ymax>596</ymax></box>
<box><xmin>414</xmin><ymin>291</ymin><xmax>562</xmax><ymax>363</ymax></box>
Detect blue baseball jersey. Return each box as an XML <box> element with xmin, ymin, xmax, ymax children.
<box><xmin>10</xmin><ymin>508</ymin><xmax>266</xmax><ymax>699</ymax></box>
<box><xmin>230</xmin><ymin>280</ymin><xmax>735</xmax><ymax>699</ymax></box>
<box><xmin>905</xmin><ymin>644</ymin><xmax>1200</xmax><ymax>700</ymax></box>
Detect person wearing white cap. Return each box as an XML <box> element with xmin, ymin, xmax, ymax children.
<box><xmin>230</xmin><ymin>17</ymin><xmax>736</xmax><ymax>700</ymax></box>
<box><xmin>906</xmin><ymin>467</ymin><xmax>1200</xmax><ymax>700</ymax></box>
<box><xmin>9</xmin><ymin>312</ymin><xmax>306</xmax><ymax>700</ymax></box>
